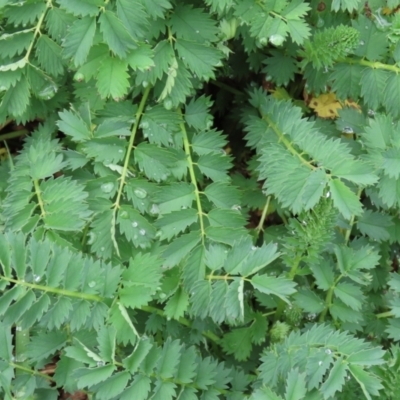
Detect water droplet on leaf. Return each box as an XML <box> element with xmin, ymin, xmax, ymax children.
<box><xmin>150</xmin><ymin>204</ymin><xmax>160</xmax><ymax>214</ymax></box>
<box><xmin>139</xmin><ymin>229</ymin><xmax>146</xmax><ymax>236</ymax></box>
<box><xmin>88</xmin><ymin>281</ymin><xmax>96</xmax><ymax>288</ymax></box>
<box><xmin>342</xmin><ymin>126</ymin><xmax>354</xmax><ymax>134</ymax></box>
<box><xmin>269</xmin><ymin>34</ymin><xmax>285</xmax><ymax>46</ymax></box>
<box><xmin>101</xmin><ymin>182</ymin><xmax>114</xmax><ymax>193</ymax></box>
<box><xmin>132</xmin><ymin>221</ymin><xmax>138</xmax><ymax>228</ymax></box>
<box><xmin>134</xmin><ymin>188</ymin><xmax>147</xmax><ymax>199</ymax></box>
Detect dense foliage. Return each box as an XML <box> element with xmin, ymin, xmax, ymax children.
<box><xmin>2</xmin><ymin>0</ymin><xmax>400</xmax><ymax>398</ymax></box>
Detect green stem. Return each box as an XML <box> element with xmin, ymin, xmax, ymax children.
<box><xmin>10</xmin><ymin>362</ymin><xmax>54</xmax><ymax>381</ymax></box>
<box><xmin>343</xmin><ymin>188</ymin><xmax>362</xmax><ymax>244</ymax></box>
<box><xmin>262</xmin><ymin>114</ymin><xmax>316</xmax><ymax>170</ymax></box>
<box><xmin>15</xmin><ymin>326</ymin><xmax>30</xmax><ymax>370</ymax></box>
<box><xmin>111</xmin><ymin>85</ymin><xmax>152</xmax><ymax>255</ymax></box>
<box><xmin>0</xmin><ymin>275</ymin><xmax>221</xmax><ymax>344</ymax></box>
<box><xmin>288</xmin><ymin>254</ymin><xmax>302</xmax><ymax>280</ymax></box>
<box><xmin>179</xmin><ymin>110</ymin><xmax>206</xmax><ymax>244</ymax></box>
<box><xmin>113</xmin><ymin>85</ymin><xmax>151</xmax><ymax>210</ymax></box>
<box><xmin>24</xmin><ymin>0</ymin><xmax>52</xmax><ymax>61</ymax></box>
<box><xmin>376</xmin><ymin>311</ymin><xmax>393</xmax><ymax>319</ymax></box>
<box><xmin>319</xmin><ymin>274</ymin><xmax>342</xmax><ymax>322</ymax></box>
<box><xmin>210</xmin><ymin>80</ymin><xmax>244</xmax><ymax>96</ymax></box>
<box><xmin>256</xmin><ymin>196</ymin><xmax>271</xmax><ymax>233</ymax></box>
<box><xmin>205</xmin><ymin>274</ymin><xmax>235</xmax><ymax>281</ymax></box>
<box><xmin>33</xmin><ymin>179</ymin><xmax>45</xmax><ymax>217</ymax></box>
<box><xmin>341</xmin><ymin>57</ymin><xmax>400</xmax><ymax>73</ymax></box>
<box><xmin>0</xmin><ymin>129</ymin><xmax>29</xmax><ymax>141</ymax></box>
<box><xmin>141</xmin><ymin>305</ymin><xmax>221</xmax><ymax>343</ymax></box>
<box><xmin>0</xmin><ymin>276</ymin><xmax>104</xmax><ymax>302</ymax></box>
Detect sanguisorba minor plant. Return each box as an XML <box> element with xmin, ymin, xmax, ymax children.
<box><xmin>3</xmin><ymin>0</ymin><xmax>400</xmax><ymax>398</ymax></box>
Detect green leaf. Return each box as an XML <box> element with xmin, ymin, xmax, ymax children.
<box><xmin>320</xmin><ymin>358</ymin><xmax>347</xmax><ymax>399</ymax></box>
<box><xmin>119</xmin><ymin>253</ymin><xmax>162</xmax><ymax>308</ymax></box>
<box><xmin>36</xmin><ymin>35</ymin><xmax>64</xmax><ymax>76</ymax></box>
<box><xmin>62</xmin><ymin>16</ymin><xmax>96</xmax><ymax>66</ymax></box>
<box><xmin>383</xmin><ymin>73</ymin><xmax>400</xmax><ymax>118</ymax></box>
<box><xmin>357</xmin><ymin>210</ymin><xmax>393</xmax><ymax>242</ymax></box>
<box><xmin>329</xmin><ymin>178</ymin><xmax>363</xmax><ymax>220</ymax></box>
<box><xmin>334</xmin><ymin>282</ymin><xmax>364</xmax><ymax>311</ymax></box>
<box><xmin>360</xmin><ymin>68</ymin><xmax>388</xmax><ymax>110</ymax></box>
<box><xmin>134</xmin><ymin>143</ymin><xmax>181</xmax><ymax>182</ymax></box>
<box><xmin>95</xmin><ymin>371</ymin><xmax>131</xmax><ymax>400</ymax></box>
<box><xmin>0</xmin><ymin>75</ymin><xmax>30</xmax><ymax>117</ymax></box>
<box><xmin>76</xmin><ymin>365</ymin><xmax>116</xmax><ymax>389</ymax></box>
<box><xmin>170</xmin><ymin>5</ymin><xmax>219</xmax><ymax>43</ymax></box>
<box><xmin>285</xmin><ymin>368</ymin><xmax>307</xmax><ymax>400</ymax></box>
<box><xmin>120</xmin><ymin>375</ymin><xmax>151</xmax><ymax>400</ymax></box>
<box><xmin>348</xmin><ymin>364</ymin><xmax>383</xmax><ymax>398</ymax></box>
<box><xmin>116</xmin><ymin>0</ymin><xmax>149</xmax><ymax>39</ymax></box>
<box><xmin>203</xmin><ymin>182</ymin><xmax>241</xmax><ymax>208</ymax></box>
<box><xmin>191</xmin><ymin>130</ymin><xmax>227</xmax><ymax>155</ymax></box>
<box><xmin>26</xmin><ymin>331</ymin><xmax>68</xmax><ymax>362</ymax></box>
<box><xmin>294</xmin><ymin>289</ymin><xmax>325</xmax><ymax>313</ymax></box>
<box><xmin>97</xmin><ymin>326</ymin><xmax>116</xmax><ymax>363</ymax></box>
<box><xmin>185</xmin><ymin>96</ymin><xmax>214</xmax><ymax>131</ymax></box>
<box><xmin>163</xmin><ymin>231</ymin><xmax>202</xmax><ymax>268</ymax></box>
<box><xmin>96</xmin><ymin>57</ymin><xmax>130</xmax><ymax>100</ymax></box>
<box><xmin>127</xmin><ymin>45</ymin><xmax>155</xmax><ymax>71</ymax></box>
<box><xmin>250</xmin><ymin>274</ymin><xmax>297</xmax><ymax>303</ymax></box>
<box><xmin>154</xmin><ymin>183</ymin><xmax>195</xmax><ymax>213</ymax></box>
<box><xmin>57</xmin><ymin>0</ymin><xmax>102</xmax><ymax>17</ymax></box>
<box><xmin>197</xmin><ymin>153</ymin><xmax>231</xmax><ymax>182</ymax></box>
<box><xmin>157</xmin><ymin>338</ymin><xmax>181</xmax><ymax>379</ymax></box>
<box><xmin>155</xmin><ymin>208</ymin><xmax>198</xmax><ymax>241</ymax></box>
<box><xmin>175</xmin><ymin>40</ymin><xmax>222</xmax><ymax>80</ymax></box>
<box><xmin>164</xmin><ymin>287</ymin><xmax>189</xmax><ymax>320</ymax></box>
<box><xmin>58</xmin><ymin>109</ymin><xmax>92</xmax><ymax>142</ymax></box>
<box><xmin>221</xmin><ymin>327</ymin><xmax>252</xmax><ymax>361</ymax></box>
<box><xmin>123</xmin><ymin>340</ymin><xmax>153</xmax><ymax>374</ymax></box>
<box><xmin>99</xmin><ymin>11</ymin><xmax>135</xmax><ymax>58</ymax></box>
<box><xmin>353</xmin><ymin>16</ymin><xmax>387</xmax><ymax>61</ymax></box>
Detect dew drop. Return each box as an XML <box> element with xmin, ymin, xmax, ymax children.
<box><xmin>269</xmin><ymin>34</ymin><xmax>284</xmax><ymax>46</ymax></box>
<box><xmin>325</xmin><ymin>348</ymin><xmax>332</xmax><ymax>355</ymax></box>
<box><xmin>100</xmin><ymin>246</ymin><xmax>105</xmax><ymax>252</ymax></box>
<box><xmin>118</xmin><ymin>149</ymin><xmax>123</xmax><ymax>153</ymax></box>
<box><xmin>97</xmin><ymin>361</ymin><xmax>105</xmax><ymax>367</ymax></box>
<box><xmin>326</xmin><ymin>191</ymin><xmax>331</xmax><ymax>198</ymax></box>
<box><xmin>139</xmin><ymin>229</ymin><xmax>146</xmax><ymax>236</ymax></box>
<box><xmin>134</xmin><ymin>188</ymin><xmax>147</xmax><ymax>199</ymax></box>
<box><xmin>88</xmin><ymin>232</ymin><xmax>96</xmax><ymax>245</ymax></box>
<box><xmin>231</xmin><ymin>204</ymin><xmax>241</xmax><ymax>211</ymax></box>
<box><xmin>359</xmin><ymin>40</ymin><xmax>365</xmax><ymax>46</ymax></box>
<box><xmin>34</xmin><ymin>275</ymin><xmax>41</xmax><ymax>282</ymax></box>
<box><xmin>101</xmin><ymin>182</ymin><xmax>114</xmax><ymax>193</ymax></box>
<box><xmin>88</xmin><ymin>281</ymin><xmax>96</xmax><ymax>288</ymax></box>
<box><xmin>318</xmin><ymin>361</ymin><xmax>323</xmax><ymax>366</ymax></box>
<box><xmin>132</xmin><ymin>221</ymin><xmax>138</xmax><ymax>228</ymax></box>
<box><xmin>251</xmin><ymin>246</ymin><xmax>257</xmax><ymax>250</ymax></box>
<box><xmin>342</xmin><ymin>126</ymin><xmax>354</xmax><ymax>134</ymax></box>
<box><xmin>150</xmin><ymin>204</ymin><xmax>160</xmax><ymax>214</ymax></box>
<box><xmin>196</xmin><ymin>30</ymin><xmax>200</xmax><ymax>33</ymax></box>
<box><xmin>120</xmin><ymin>210</ymin><xmax>128</xmax><ymax>219</ymax></box>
